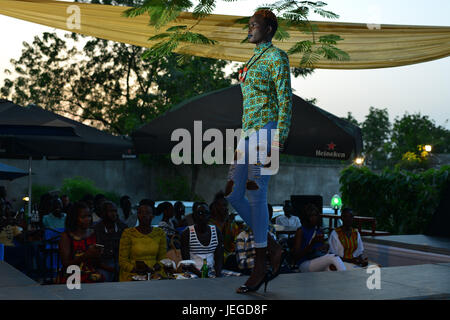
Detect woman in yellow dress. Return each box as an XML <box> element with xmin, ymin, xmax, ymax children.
<box><xmin>118</xmin><ymin>203</ymin><xmax>167</xmax><ymax>281</ymax></box>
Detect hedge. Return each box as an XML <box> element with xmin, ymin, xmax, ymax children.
<box><xmin>339</xmin><ymin>165</ymin><xmax>449</xmax><ymax>234</ymax></box>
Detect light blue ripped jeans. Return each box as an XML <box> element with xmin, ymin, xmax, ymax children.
<box><xmin>225</xmin><ymin>121</ymin><xmax>277</xmax><ymax>248</ymax></box>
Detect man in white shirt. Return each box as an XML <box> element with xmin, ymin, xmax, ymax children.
<box><xmin>42</xmin><ymin>198</ymin><xmax>66</xmax><ymax>230</ymax></box>
<box><xmin>118</xmin><ymin>195</ymin><xmax>138</xmax><ymax>228</ymax></box>
<box><xmin>275</xmin><ymin>201</ymin><xmax>301</xmax><ymax>230</ymax></box>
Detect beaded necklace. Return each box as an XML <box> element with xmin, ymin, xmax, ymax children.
<box><xmin>238</xmin><ymin>44</ymin><xmax>273</xmax><ymax>83</ymax></box>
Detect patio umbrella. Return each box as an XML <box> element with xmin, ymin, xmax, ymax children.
<box><xmin>0</xmin><ymin>162</ymin><xmax>28</xmax><ymax>181</ymax></box>
<box><xmin>132</xmin><ymin>85</ymin><xmax>363</xmax><ymax>161</ymax></box>
<box><xmin>0</xmin><ymin>99</ymin><xmax>134</xmax><ymax>160</ymax></box>
<box><xmin>0</xmin><ymin>99</ymin><xmax>135</xmax><ymax>222</ymax></box>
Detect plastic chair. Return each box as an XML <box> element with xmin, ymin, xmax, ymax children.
<box><xmin>39</xmin><ymin>228</ymin><xmax>64</xmax><ymax>284</ymax></box>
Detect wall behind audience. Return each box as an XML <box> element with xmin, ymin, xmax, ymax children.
<box><xmin>0</xmin><ymin>158</ymin><xmax>345</xmax><ymax>210</ymax></box>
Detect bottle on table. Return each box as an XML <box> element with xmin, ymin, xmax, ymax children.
<box><xmin>201</xmin><ymin>259</ymin><xmax>209</xmax><ymax>278</ymax></box>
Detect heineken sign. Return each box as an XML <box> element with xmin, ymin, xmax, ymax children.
<box><xmin>316</xmin><ymin>141</ymin><xmax>346</xmax><ymax>159</ymax></box>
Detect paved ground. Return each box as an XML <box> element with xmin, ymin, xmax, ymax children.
<box><xmin>1</xmin><ymin>262</ymin><xmax>449</xmax><ymax>300</ymax></box>
<box><xmin>0</xmin><ymin>261</ymin><xmax>38</xmax><ymax>289</ymax></box>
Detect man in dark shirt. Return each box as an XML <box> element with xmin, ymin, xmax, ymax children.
<box><xmin>94</xmin><ymin>201</ymin><xmax>127</xmax><ymax>282</ymax></box>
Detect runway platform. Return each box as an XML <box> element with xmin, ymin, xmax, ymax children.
<box><xmin>363</xmin><ymin>235</ymin><xmax>450</xmax><ymax>256</ymax></box>
<box><xmin>363</xmin><ymin>235</ymin><xmax>450</xmax><ymax>267</ymax></box>
<box><xmin>1</xmin><ymin>261</ymin><xmax>449</xmax><ymax>300</ymax></box>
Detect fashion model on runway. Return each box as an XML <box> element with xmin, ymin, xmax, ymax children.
<box><xmin>224</xmin><ymin>9</ymin><xmax>293</xmax><ymax>293</ymax></box>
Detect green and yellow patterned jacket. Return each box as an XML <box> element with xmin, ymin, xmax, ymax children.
<box><xmin>240</xmin><ymin>41</ymin><xmax>293</xmax><ymax>150</ymax></box>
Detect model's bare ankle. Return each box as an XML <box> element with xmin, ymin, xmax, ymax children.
<box><xmin>246</xmin><ymin>180</ymin><xmax>259</xmax><ymax>190</ymax></box>
<box><xmin>225</xmin><ymin>180</ymin><xmax>234</xmax><ymax>197</ymax></box>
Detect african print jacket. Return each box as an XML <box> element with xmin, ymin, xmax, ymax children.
<box><xmin>240</xmin><ymin>41</ymin><xmax>293</xmax><ymax>150</ymax></box>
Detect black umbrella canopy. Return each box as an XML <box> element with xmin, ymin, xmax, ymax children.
<box><xmin>0</xmin><ymin>162</ymin><xmax>28</xmax><ymax>181</ymax></box>
<box><xmin>132</xmin><ymin>85</ymin><xmax>362</xmax><ymax>161</ymax></box>
<box><xmin>0</xmin><ymin>99</ymin><xmax>134</xmax><ymax>160</ymax></box>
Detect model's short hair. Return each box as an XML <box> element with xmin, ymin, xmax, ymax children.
<box><xmin>254</xmin><ymin>9</ymin><xmax>278</xmax><ymax>37</ymax></box>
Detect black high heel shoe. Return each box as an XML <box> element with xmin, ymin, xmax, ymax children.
<box><xmin>236</xmin><ymin>272</ymin><xmax>270</xmax><ymax>294</ymax></box>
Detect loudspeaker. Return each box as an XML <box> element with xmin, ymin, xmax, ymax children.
<box><xmin>290</xmin><ymin>195</ymin><xmax>323</xmax><ymax>222</ymax></box>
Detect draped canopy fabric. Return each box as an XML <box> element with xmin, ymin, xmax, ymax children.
<box><xmin>0</xmin><ymin>0</ymin><xmax>449</xmax><ymax>69</ymax></box>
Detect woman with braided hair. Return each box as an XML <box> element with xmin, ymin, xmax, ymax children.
<box><xmin>224</xmin><ymin>9</ymin><xmax>292</xmax><ymax>293</ymax></box>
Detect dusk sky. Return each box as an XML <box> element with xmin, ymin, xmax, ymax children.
<box><xmin>0</xmin><ymin>0</ymin><xmax>449</xmax><ymax>128</ymax></box>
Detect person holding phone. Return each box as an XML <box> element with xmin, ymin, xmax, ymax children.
<box><xmin>118</xmin><ymin>203</ymin><xmax>167</xmax><ymax>281</ymax></box>
<box><xmin>291</xmin><ymin>204</ymin><xmax>346</xmax><ymax>273</ymax></box>
<box><xmin>59</xmin><ymin>201</ymin><xmax>105</xmax><ymax>283</ymax></box>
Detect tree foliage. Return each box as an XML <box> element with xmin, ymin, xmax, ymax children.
<box><xmin>1</xmin><ymin>32</ymin><xmax>233</xmax><ymax>135</ymax></box>
<box><xmin>340</xmin><ymin>165</ymin><xmax>450</xmax><ymax>234</ymax></box>
<box><xmin>342</xmin><ymin>111</ymin><xmax>359</xmax><ymax>126</ymax></box>
<box><xmin>122</xmin><ymin>0</ymin><xmax>350</xmax><ymax>67</ymax></box>
<box><xmin>344</xmin><ymin>107</ymin><xmax>449</xmax><ymax>170</ymax></box>
<box><xmin>361</xmin><ymin>107</ymin><xmax>391</xmax><ymax>168</ymax></box>
<box><xmin>61</xmin><ymin>176</ymin><xmax>120</xmax><ymax>204</ymax></box>
<box><xmin>390</xmin><ymin>113</ymin><xmax>450</xmax><ymax>162</ymax></box>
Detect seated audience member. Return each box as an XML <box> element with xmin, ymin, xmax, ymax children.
<box><xmin>59</xmin><ymin>201</ymin><xmax>105</xmax><ymax>283</ymax></box>
<box><xmin>61</xmin><ymin>194</ymin><xmax>71</xmax><ymax>214</ymax></box>
<box><xmin>135</xmin><ymin>199</ymin><xmax>155</xmax><ymax>227</ymax></box>
<box><xmin>329</xmin><ymin>208</ymin><xmax>368</xmax><ymax>268</ymax></box>
<box><xmin>94</xmin><ymin>201</ymin><xmax>127</xmax><ymax>282</ymax></box>
<box><xmin>118</xmin><ymin>195</ymin><xmax>138</xmax><ymax>228</ymax></box>
<box><xmin>0</xmin><ymin>211</ymin><xmax>22</xmax><ymax>246</ymax></box>
<box><xmin>181</xmin><ymin>202</ymin><xmax>200</xmax><ymax>226</ymax></box>
<box><xmin>209</xmin><ymin>192</ymin><xmax>241</xmax><ymax>266</ymax></box>
<box><xmin>235</xmin><ymin>225</ymin><xmax>255</xmax><ymax>275</ymax></box>
<box><xmin>82</xmin><ymin>193</ymin><xmax>95</xmax><ymax>211</ymax></box>
<box><xmin>291</xmin><ymin>204</ymin><xmax>346</xmax><ymax>273</ymax></box>
<box><xmin>181</xmin><ymin>203</ymin><xmax>223</xmax><ymax>277</ymax></box>
<box><xmin>171</xmin><ymin>201</ymin><xmax>186</xmax><ymax>229</ymax></box>
<box><xmin>0</xmin><ymin>186</ymin><xmax>12</xmax><ymax>216</ymax></box>
<box><xmin>157</xmin><ymin>202</ymin><xmax>177</xmax><ymax>237</ymax></box>
<box><xmin>139</xmin><ymin>198</ymin><xmax>155</xmax><ymax>210</ymax></box>
<box><xmin>0</xmin><ymin>201</ymin><xmax>6</xmax><ymax>221</ymax></box>
<box><xmin>38</xmin><ymin>193</ymin><xmax>54</xmax><ymax>224</ymax></box>
<box><xmin>267</xmin><ymin>203</ymin><xmax>277</xmax><ymax>237</ymax></box>
<box><xmin>92</xmin><ymin>194</ymin><xmax>106</xmax><ymax>225</ymax></box>
<box><xmin>119</xmin><ymin>203</ymin><xmax>167</xmax><ymax>282</ymax></box>
<box><xmin>235</xmin><ymin>216</ymin><xmax>279</xmax><ymax>275</ymax></box>
<box><xmin>149</xmin><ymin>203</ymin><xmax>163</xmax><ymax>226</ymax></box>
<box><xmin>275</xmin><ymin>200</ymin><xmax>301</xmax><ymax>238</ymax></box>
<box><xmin>0</xmin><ymin>209</ymin><xmax>25</xmax><ymax>271</ymax></box>
<box><xmin>42</xmin><ymin>198</ymin><xmax>67</xmax><ymax>230</ymax></box>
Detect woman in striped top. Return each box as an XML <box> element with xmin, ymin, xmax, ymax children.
<box><xmin>181</xmin><ymin>203</ymin><xmax>224</xmax><ymax>277</ymax></box>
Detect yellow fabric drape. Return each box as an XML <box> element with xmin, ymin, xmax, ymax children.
<box><xmin>1</xmin><ymin>0</ymin><xmax>449</xmax><ymax>69</ymax></box>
